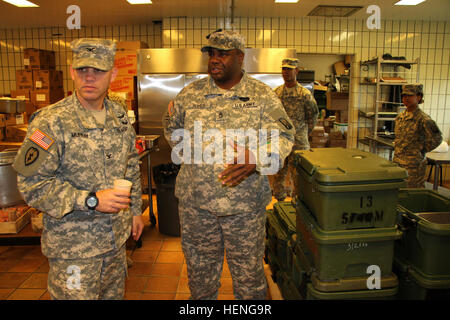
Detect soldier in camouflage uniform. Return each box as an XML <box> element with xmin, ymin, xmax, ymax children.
<box><xmin>269</xmin><ymin>58</ymin><xmax>318</xmax><ymax>201</ymax></box>
<box><xmin>394</xmin><ymin>83</ymin><xmax>442</xmax><ymax>188</ymax></box>
<box><xmin>163</xmin><ymin>30</ymin><xmax>295</xmax><ymax>300</ymax></box>
<box><xmin>13</xmin><ymin>38</ymin><xmax>144</xmax><ymax>300</ymax></box>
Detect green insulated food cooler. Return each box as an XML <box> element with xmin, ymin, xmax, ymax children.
<box><xmin>306</xmin><ymin>283</ymin><xmax>398</xmax><ymax>300</ymax></box>
<box><xmin>266</xmin><ymin>210</ymin><xmax>294</xmax><ymax>272</ymax></box>
<box><xmin>273</xmin><ymin>201</ymin><xmax>297</xmax><ymax>237</ymax></box>
<box><xmin>294</xmin><ymin>148</ymin><xmax>407</xmax><ymax>230</ymax></box>
<box><xmin>296</xmin><ymin>200</ymin><xmax>402</xmax><ymax>280</ymax></box>
<box><xmin>394</xmin><ymin>256</ymin><xmax>450</xmax><ymax>300</ymax></box>
<box><xmin>395</xmin><ymin>189</ymin><xmax>450</xmax><ymax>277</ymax></box>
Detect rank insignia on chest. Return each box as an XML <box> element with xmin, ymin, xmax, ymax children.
<box><xmin>29</xmin><ymin>129</ymin><xmax>54</xmax><ymax>151</ymax></box>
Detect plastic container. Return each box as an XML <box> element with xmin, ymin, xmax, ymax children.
<box><xmin>276</xmin><ymin>270</ymin><xmax>303</xmax><ymax>300</ymax></box>
<box><xmin>266</xmin><ymin>211</ymin><xmax>293</xmax><ymax>271</ymax></box>
<box><xmin>306</xmin><ymin>283</ymin><xmax>398</xmax><ymax>300</ymax></box>
<box><xmin>310</xmin><ymin>272</ymin><xmax>398</xmax><ymax>292</ymax></box>
<box><xmin>395</xmin><ymin>189</ymin><xmax>450</xmax><ymax>277</ymax></box>
<box><xmin>293</xmin><ymin>148</ymin><xmax>407</xmax><ymax>230</ymax></box>
<box><xmin>152</xmin><ymin>163</ymin><xmax>180</xmax><ymax>237</ymax></box>
<box><xmin>394</xmin><ymin>256</ymin><xmax>450</xmax><ymax>300</ymax></box>
<box><xmin>273</xmin><ymin>201</ymin><xmax>297</xmax><ymax>237</ymax></box>
<box><xmin>296</xmin><ymin>199</ymin><xmax>402</xmax><ymax>281</ymax></box>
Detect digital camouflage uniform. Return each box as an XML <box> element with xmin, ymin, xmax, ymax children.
<box><xmin>269</xmin><ymin>58</ymin><xmax>319</xmax><ymax>201</ymax></box>
<box><xmin>163</xmin><ymin>30</ymin><xmax>295</xmax><ymax>300</ymax></box>
<box><xmin>13</xmin><ymin>39</ymin><xmax>142</xmax><ymax>300</ymax></box>
<box><xmin>393</xmin><ymin>84</ymin><xmax>442</xmax><ymax>188</ymax></box>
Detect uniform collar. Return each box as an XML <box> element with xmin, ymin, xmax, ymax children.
<box><xmin>401</xmin><ymin>106</ymin><xmax>421</xmax><ymax>120</ymax></box>
<box><xmin>73</xmin><ymin>92</ymin><xmax>123</xmax><ymax>130</ymax></box>
<box><xmin>207</xmin><ymin>70</ymin><xmax>248</xmax><ymax>94</ymax></box>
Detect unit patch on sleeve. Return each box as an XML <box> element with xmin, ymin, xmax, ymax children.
<box><xmin>24</xmin><ymin>147</ymin><xmax>39</xmax><ymax>166</ymax></box>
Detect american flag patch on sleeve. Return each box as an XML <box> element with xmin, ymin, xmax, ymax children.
<box><xmin>29</xmin><ymin>129</ymin><xmax>54</xmax><ymax>151</ymax></box>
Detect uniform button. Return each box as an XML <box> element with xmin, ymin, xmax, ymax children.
<box><xmin>218</xmin><ymin>112</ymin><xmax>223</xmax><ymax>118</ymax></box>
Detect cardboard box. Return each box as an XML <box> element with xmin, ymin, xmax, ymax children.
<box><xmin>333</xmin><ymin>60</ymin><xmax>348</xmax><ymax>76</ymax></box>
<box><xmin>6</xmin><ymin>125</ymin><xmax>28</xmax><ymax>142</ymax></box>
<box><xmin>15</xmin><ymin>70</ymin><xmax>34</xmax><ymax>90</ymax></box>
<box><xmin>0</xmin><ymin>114</ymin><xmax>6</xmax><ymax>127</ymax></box>
<box><xmin>23</xmin><ymin>48</ymin><xmax>55</xmax><ymax>70</ymax></box>
<box><xmin>336</xmin><ymin>110</ymin><xmax>348</xmax><ymax>123</ymax></box>
<box><xmin>110</xmin><ymin>76</ymin><xmax>135</xmax><ymax>99</ymax></box>
<box><xmin>32</xmin><ymin>70</ymin><xmax>63</xmax><ymax>90</ymax></box>
<box><xmin>326</xmin><ymin>91</ymin><xmax>349</xmax><ymax>111</ymax></box>
<box><xmin>311</xmin><ymin>126</ymin><xmax>325</xmax><ymax>137</ymax></box>
<box><xmin>5</xmin><ymin>113</ymin><xmax>28</xmax><ymax>126</ymax></box>
<box><xmin>114</xmin><ymin>52</ymin><xmax>138</xmax><ymax>76</ymax></box>
<box><xmin>126</xmin><ymin>99</ymin><xmax>136</xmax><ymax>111</ymax></box>
<box><xmin>329</xmin><ymin>130</ymin><xmax>344</xmax><ymax>140</ymax></box>
<box><xmin>329</xmin><ymin>139</ymin><xmax>347</xmax><ymax>148</ymax></box>
<box><xmin>10</xmin><ymin>89</ymin><xmax>30</xmax><ymax>101</ymax></box>
<box><xmin>31</xmin><ymin>89</ymin><xmax>64</xmax><ymax>106</ymax></box>
<box><xmin>0</xmin><ymin>208</ymin><xmax>31</xmax><ymax>234</ymax></box>
<box><xmin>312</xmin><ymin>136</ymin><xmax>328</xmax><ymax>144</ymax></box>
<box><xmin>116</xmin><ymin>41</ymin><xmax>148</xmax><ymax>51</ymax></box>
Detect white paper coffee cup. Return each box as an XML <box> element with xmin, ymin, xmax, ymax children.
<box><xmin>114</xmin><ymin>179</ymin><xmax>132</xmax><ymax>192</ymax></box>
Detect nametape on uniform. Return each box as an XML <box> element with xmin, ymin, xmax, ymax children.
<box><xmin>29</xmin><ymin>129</ymin><xmax>54</xmax><ymax>151</ymax></box>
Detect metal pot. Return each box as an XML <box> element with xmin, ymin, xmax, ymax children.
<box><xmin>0</xmin><ymin>98</ymin><xmax>26</xmax><ymax>113</ymax></box>
<box><xmin>0</xmin><ymin>149</ymin><xmax>24</xmax><ymax>208</ymax></box>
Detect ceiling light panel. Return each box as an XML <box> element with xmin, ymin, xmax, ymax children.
<box><xmin>395</xmin><ymin>0</ymin><xmax>426</xmax><ymax>5</ymax></box>
<box><xmin>127</xmin><ymin>0</ymin><xmax>152</xmax><ymax>4</ymax></box>
<box><xmin>2</xmin><ymin>0</ymin><xmax>39</xmax><ymax>7</ymax></box>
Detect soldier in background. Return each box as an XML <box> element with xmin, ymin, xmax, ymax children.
<box><xmin>269</xmin><ymin>58</ymin><xmax>319</xmax><ymax>201</ymax></box>
<box><xmin>13</xmin><ymin>38</ymin><xmax>144</xmax><ymax>299</ymax></box>
<box><xmin>394</xmin><ymin>83</ymin><xmax>442</xmax><ymax>188</ymax></box>
<box><xmin>163</xmin><ymin>29</ymin><xmax>294</xmax><ymax>300</ymax></box>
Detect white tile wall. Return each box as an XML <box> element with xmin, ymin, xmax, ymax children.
<box><xmin>159</xmin><ymin>17</ymin><xmax>449</xmax><ymax>142</ymax></box>
<box><xmin>0</xmin><ymin>17</ymin><xmax>448</xmax><ymax>142</ymax></box>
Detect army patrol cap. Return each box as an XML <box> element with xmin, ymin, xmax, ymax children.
<box><xmin>71</xmin><ymin>38</ymin><xmax>117</xmax><ymax>71</ymax></box>
<box><xmin>282</xmin><ymin>58</ymin><xmax>299</xmax><ymax>69</ymax></box>
<box><xmin>201</xmin><ymin>29</ymin><xmax>246</xmax><ymax>53</ymax></box>
<box><xmin>402</xmin><ymin>83</ymin><xmax>424</xmax><ymax>103</ymax></box>
<box><xmin>402</xmin><ymin>83</ymin><xmax>423</xmax><ymax>96</ymax></box>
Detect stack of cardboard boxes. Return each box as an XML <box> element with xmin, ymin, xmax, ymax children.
<box><xmin>110</xmin><ymin>41</ymin><xmax>148</xmax><ymax>113</ymax></box>
<box><xmin>12</xmin><ymin>48</ymin><xmax>64</xmax><ymax>113</ymax></box>
<box><xmin>309</xmin><ymin>126</ymin><xmax>328</xmax><ymax>148</ymax></box>
<box><xmin>3</xmin><ymin>48</ymin><xmax>64</xmax><ymax>142</ymax></box>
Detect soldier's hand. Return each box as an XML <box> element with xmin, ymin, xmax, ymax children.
<box><xmin>218</xmin><ymin>142</ymin><xmax>256</xmax><ymax>187</ymax></box>
<box><xmin>96</xmin><ymin>189</ymin><xmax>131</xmax><ymax>213</ymax></box>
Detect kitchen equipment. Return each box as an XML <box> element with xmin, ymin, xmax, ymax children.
<box><xmin>0</xmin><ymin>98</ymin><xmax>26</xmax><ymax>114</ymax></box>
<box><xmin>0</xmin><ymin>149</ymin><xmax>24</xmax><ymax>208</ymax></box>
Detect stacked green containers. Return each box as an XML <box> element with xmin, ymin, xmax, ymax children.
<box><xmin>292</xmin><ymin>147</ymin><xmax>407</xmax><ymax>299</ymax></box>
<box><xmin>394</xmin><ymin>189</ymin><xmax>450</xmax><ymax>299</ymax></box>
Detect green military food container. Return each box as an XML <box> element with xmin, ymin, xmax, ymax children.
<box><xmin>294</xmin><ymin>148</ymin><xmax>407</xmax><ymax>230</ymax></box>
<box><xmin>296</xmin><ymin>200</ymin><xmax>402</xmax><ymax>280</ymax></box>
<box><xmin>306</xmin><ymin>283</ymin><xmax>398</xmax><ymax>300</ymax></box>
<box><xmin>276</xmin><ymin>270</ymin><xmax>303</xmax><ymax>300</ymax></box>
<box><xmin>395</xmin><ymin>189</ymin><xmax>450</xmax><ymax>277</ymax></box>
<box><xmin>273</xmin><ymin>202</ymin><xmax>297</xmax><ymax>237</ymax></box>
<box><xmin>310</xmin><ymin>272</ymin><xmax>398</xmax><ymax>292</ymax></box>
<box><xmin>266</xmin><ymin>210</ymin><xmax>294</xmax><ymax>271</ymax></box>
<box><xmin>394</xmin><ymin>256</ymin><xmax>450</xmax><ymax>300</ymax></box>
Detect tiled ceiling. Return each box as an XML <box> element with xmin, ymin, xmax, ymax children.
<box><xmin>0</xmin><ymin>0</ymin><xmax>448</xmax><ymax>28</ymax></box>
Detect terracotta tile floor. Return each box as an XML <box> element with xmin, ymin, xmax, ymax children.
<box><xmin>0</xmin><ymin>195</ymin><xmax>281</xmax><ymax>300</ymax></box>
